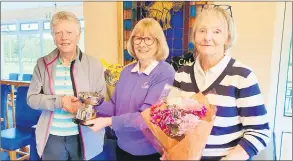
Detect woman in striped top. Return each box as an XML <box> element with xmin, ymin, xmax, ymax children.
<box><xmin>173</xmin><ymin>4</ymin><xmax>270</xmax><ymax>160</ymax></box>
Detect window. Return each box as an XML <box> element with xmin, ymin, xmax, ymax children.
<box><xmin>273</xmin><ymin>2</ymin><xmax>292</xmax><ymax>160</ymax></box>
<box><xmin>43</xmin><ymin>32</ymin><xmax>55</xmax><ymax>54</ymax></box>
<box><xmin>1</xmin><ymin>35</ymin><xmax>19</xmax><ymax>78</ymax></box>
<box><xmin>19</xmin><ymin>34</ymin><xmax>41</xmax><ymax>74</ymax></box>
<box><xmin>1</xmin><ymin>18</ymin><xmax>85</xmax><ymax>79</ymax></box>
<box><xmin>80</xmin><ymin>19</ymin><xmax>84</xmax><ymax>29</ymax></box>
<box><xmin>79</xmin><ymin>30</ymin><xmax>85</xmax><ymax>53</ymax></box>
<box><xmin>20</xmin><ymin>22</ymin><xmax>38</xmax><ymax>31</ymax></box>
<box><xmin>1</xmin><ymin>24</ymin><xmax>16</xmax><ymax>32</ymax></box>
<box><xmin>43</xmin><ymin>21</ymin><xmax>50</xmax><ymax>30</ymax></box>
<box><xmin>284</xmin><ymin>41</ymin><xmax>292</xmax><ymax>116</ymax></box>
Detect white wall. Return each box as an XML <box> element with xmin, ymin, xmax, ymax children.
<box><xmin>214</xmin><ymin>2</ymin><xmax>279</xmax><ymax>122</ymax></box>
<box><xmin>1</xmin><ymin>2</ymin><xmax>83</xmax><ymax>12</ymax></box>
<box><xmin>1</xmin><ymin>3</ymin><xmax>83</xmax><ymax>22</ymax></box>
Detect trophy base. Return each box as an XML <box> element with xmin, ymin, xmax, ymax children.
<box><xmin>73</xmin><ymin>118</ymin><xmax>94</xmax><ymax>127</ymax></box>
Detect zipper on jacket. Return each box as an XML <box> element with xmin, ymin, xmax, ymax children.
<box><xmin>70</xmin><ymin>62</ymin><xmax>86</xmax><ymax>160</ymax></box>
<box><xmin>70</xmin><ymin>60</ymin><xmax>77</xmax><ymax>97</ymax></box>
<box><xmin>41</xmin><ymin>57</ymin><xmax>56</xmax><ymax>156</ymax></box>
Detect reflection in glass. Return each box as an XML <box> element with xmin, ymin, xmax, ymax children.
<box><xmin>284</xmin><ymin>41</ymin><xmax>292</xmax><ymax>116</ymax></box>
<box><xmin>20</xmin><ymin>23</ymin><xmax>39</xmax><ymax>31</ymax></box>
<box><xmin>19</xmin><ymin>34</ymin><xmax>40</xmax><ymax>74</ymax></box>
<box><xmin>1</xmin><ymin>35</ymin><xmax>19</xmax><ymax>79</ymax></box>
<box><xmin>43</xmin><ymin>32</ymin><xmax>55</xmax><ymax>54</ymax></box>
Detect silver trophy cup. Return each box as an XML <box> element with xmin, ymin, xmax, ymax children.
<box><xmin>73</xmin><ymin>92</ymin><xmax>104</xmax><ymax>126</ymax></box>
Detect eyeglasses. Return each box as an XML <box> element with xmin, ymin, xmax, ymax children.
<box><xmin>133</xmin><ymin>36</ymin><xmax>156</xmax><ymax>46</ymax></box>
<box><xmin>200</xmin><ymin>4</ymin><xmax>233</xmax><ymax>19</ymax></box>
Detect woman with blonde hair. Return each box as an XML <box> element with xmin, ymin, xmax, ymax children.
<box><xmin>85</xmin><ymin>18</ymin><xmax>175</xmax><ymax>161</ymax></box>
<box><xmin>27</xmin><ymin>11</ymin><xmax>106</xmax><ymax>160</ymax></box>
<box><xmin>171</xmin><ymin>4</ymin><xmax>270</xmax><ymax>160</ymax></box>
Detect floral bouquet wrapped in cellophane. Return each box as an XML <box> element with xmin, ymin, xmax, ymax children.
<box><xmin>141</xmin><ymin>84</ymin><xmax>217</xmax><ymax>160</ymax></box>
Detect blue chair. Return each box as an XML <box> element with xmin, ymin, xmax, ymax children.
<box><xmin>1</xmin><ymin>86</ymin><xmax>41</xmax><ymax>160</ymax></box>
<box><xmin>9</xmin><ymin>73</ymin><xmax>19</xmax><ymax>81</ymax></box>
<box><xmin>22</xmin><ymin>74</ymin><xmax>32</xmax><ymax>81</ymax></box>
<box><xmin>1</xmin><ymin>84</ymin><xmax>10</xmax><ymax>130</ymax></box>
<box><xmin>7</xmin><ymin>73</ymin><xmax>19</xmax><ymax>104</ymax></box>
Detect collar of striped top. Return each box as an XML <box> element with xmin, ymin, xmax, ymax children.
<box><xmin>191</xmin><ymin>55</ymin><xmax>235</xmax><ymax>94</ymax></box>
<box><xmin>131</xmin><ymin>60</ymin><xmax>159</xmax><ymax>75</ymax></box>
<box><xmin>58</xmin><ymin>47</ymin><xmax>81</xmax><ymax>66</ymax></box>
<box><xmin>195</xmin><ymin>54</ymin><xmax>231</xmax><ymax>76</ymax></box>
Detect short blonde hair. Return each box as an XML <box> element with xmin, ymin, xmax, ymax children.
<box><xmin>127</xmin><ymin>18</ymin><xmax>169</xmax><ymax>61</ymax></box>
<box><xmin>191</xmin><ymin>5</ymin><xmax>237</xmax><ymax>51</ymax></box>
<box><xmin>50</xmin><ymin>11</ymin><xmax>81</xmax><ymax>34</ymax></box>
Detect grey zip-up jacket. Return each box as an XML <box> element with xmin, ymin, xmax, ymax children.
<box><xmin>27</xmin><ymin>48</ymin><xmax>106</xmax><ymax>160</ymax></box>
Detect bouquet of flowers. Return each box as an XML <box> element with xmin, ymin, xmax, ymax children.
<box><xmin>100</xmin><ymin>59</ymin><xmax>123</xmax><ymax>100</ymax></box>
<box><xmin>141</xmin><ymin>84</ymin><xmax>217</xmax><ymax>160</ymax></box>
<box><xmin>101</xmin><ymin>59</ymin><xmax>137</xmax><ymax>99</ymax></box>
<box><xmin>104</xmin><ymin>64</ymin><xmax>123</xmax><ymax>87</ymax></box>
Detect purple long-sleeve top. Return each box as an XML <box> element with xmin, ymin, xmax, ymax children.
<box><xmin>96</xmin><ymin>61</ymin><xmax>175</xmax><ymax>155</ymax></box>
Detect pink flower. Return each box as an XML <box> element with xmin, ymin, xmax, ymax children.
<box><xmin>150</xmin><ymin>102</ymin><xmax>207</xmax><ymax>137</ymax></box>
<box><xmin>180</xmin><ymin>98</ymin><xmax>203</xmax><ymax>111</ymax></box>
<box><xmin>178</xmin><ymin>114</ymin><xmax>202</xmax><ymax>135</ymax></box>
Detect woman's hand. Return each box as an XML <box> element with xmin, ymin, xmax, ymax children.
<box><xmin>61</xmin><ymin>96</ymin><xmax>82</xmax><ymax>113</ymax></box>
<box><xmin>84</xmin><ymin>117</ymin><xmax>112</xmax><ymax>132</ymax></box>
<box><xmin>160</xmin><ymin>150</ymin><xmax>169</xmax><ymax>160</ymax></box>
<box><xmin>219</xmin><ymin>145</ymin><xmax>250</xmax><ymax>160</ymax></box>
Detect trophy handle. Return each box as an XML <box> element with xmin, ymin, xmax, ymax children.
<box><xmin>79</xmin><ymin>111</ymin><xmax>96</xmax><ymax>127</ymax></box>
<box><xmin>82</xmin><ymin>111</ymin><xmax>96</xmax><ymax>127</ymax></box>
<box><xmin>91</xmin><ymin>112</ymin><xmax>96</xmax><ymax>119</ymax></box>
<box><xmin>83</xmin><ymin>123</ymin><xmax>94</xmax><ymax>127</ymax></box>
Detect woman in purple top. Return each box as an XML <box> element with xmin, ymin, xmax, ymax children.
<box><xmin>85</xmin><ymin>18</ymin><xmax>175</xmax><ymax>161</ymax></box>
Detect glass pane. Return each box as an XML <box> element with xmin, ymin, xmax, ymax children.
<box><xmin>1</xmin><ymin>35</ymin><xmax>19</xmax><ymax>79</ymax></box>
<box><xmin>20</xmin><ymin>23</ymin><xmax>38</xmax><ymax>31</ymax></box>
<box><xmin>78</xmin><ymin>30</ymin><xmax>85</xmax><ymax>53</ymax></box>
<box><xmin>43</xmin><ymin>22</ymin><xmax>50</xmax><ymax>30</ymax></box>
<box><xmin>19</xmin><ymin>34</ymin><xmax>41</xmax><ymax>74</ymax></box>
<box><xmin>284</xmin><ymin>40</ymin><xmax>292</xmax><ymax>117</ymax></box>
<box><xmin>80</xmin><ymin>20</ymin><xmax>84</xmax><ymax>29</ymax></box>
<box><xmin>1</xmin><ymin>24</ymin><xmax>17</xmax><ymax>32</ymax></box>
<box><xmin>43</xmin><ymin>32</ymin><xmax>55</xmax><ymax>55</ymax></box>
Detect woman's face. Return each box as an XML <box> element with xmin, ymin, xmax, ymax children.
<box><xmin>194</xmin><ymin>13</ymin><xmax>229</xmax><ymax>57</ymax></box>
<box><xmin>133</xmin><ymin>30</ymin><xmax>158</xmax><ymax>62</ymax></box>
<box><xmin>52</xmin><ymin>20</ymin><xmax>80</xmax><ymax>54</ymax></box>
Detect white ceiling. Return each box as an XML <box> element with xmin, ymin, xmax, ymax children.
<box><xmin>1</xmin><ymin>2</ymin><xmax>83</xmax><ymax>11</ymax></box>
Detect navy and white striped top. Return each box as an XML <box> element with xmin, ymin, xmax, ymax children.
<box><xmin>174</xmin><ymin>56</ymin><xmax>270</xmax><ymax>160</ymax></box>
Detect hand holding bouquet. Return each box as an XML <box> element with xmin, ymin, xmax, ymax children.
<box><xmin>141</xmin><ymin>85</ymin><xmax>217</xmax><ymax>160</ymax></box>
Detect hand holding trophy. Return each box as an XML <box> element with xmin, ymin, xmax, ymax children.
<box><xmin>73</xmin><ymin>92</ymin><xmax>104</xmax><ymax>127</ymax></box>
<box><xmin>61</xmin><ymin>96</ymin><xmax>82</xmax><ymax>113</ymax></box>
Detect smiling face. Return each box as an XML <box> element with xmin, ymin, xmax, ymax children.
<box><xmin>194</xmin><ymin>12</ymin><xmax>230</xmax><ymax>57</ymax></box>
<box><xmin>133</xmin><ymin>30</ymin><xmax>158</xmax><ymax>62</ymax></box>
<box><xmin>52</xmin><ymin>20</ymin><xmax>80</xmax><ymax>54</ymax></box>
